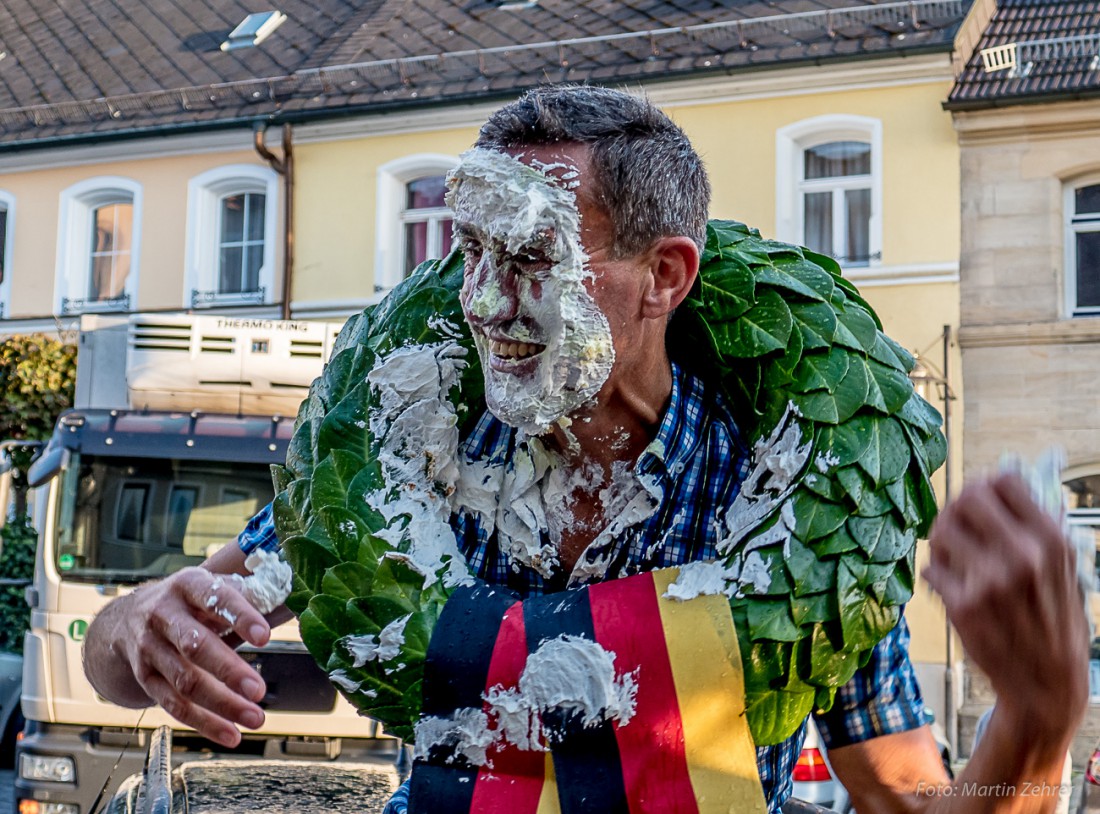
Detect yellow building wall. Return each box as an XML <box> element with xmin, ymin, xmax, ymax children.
<box><xmin>0</xmin><ymin>149</ymin><xmax>274</xmax><ymax>318</ymax></box>
<box><xmin>860</xmin><ymin>282</ymin><xmax>962</xmax><ymax>668</ymax></box>
<box><xmin>294</xmin><ymin>79</ymin><xmax>959</xmax><ymax>298</ymax></box>
<box><xmin>293</xmin><ymin>128</ymin><xmax>478</xmax><ymax>306</ymax></box>
<box><xmin>674</xmin><ymin>80</ymin><xmax>960</xmax><ymax>266</ymax></box>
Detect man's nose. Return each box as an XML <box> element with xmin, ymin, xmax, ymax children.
<box><xmin>463</xmin><ymin>254</ymin><xmax>519</xmax><ymax>326</ymax></box>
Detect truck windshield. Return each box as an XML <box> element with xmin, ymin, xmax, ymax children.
<box><xmin>54</xmin><ymin>453</ymin><xmax>275</xmax><ymax>584</ymax></box>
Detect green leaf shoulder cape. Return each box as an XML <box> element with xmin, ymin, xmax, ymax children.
<box><xmin>272</xmin><ymin>220</ymin><xmax>946</xmax><ymax>746</ymax></box>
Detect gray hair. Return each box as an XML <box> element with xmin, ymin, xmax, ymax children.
<box><xmin>475</xmin><ymin>84</ymin><xmax>710</xmax><ymax>258</ymax></box>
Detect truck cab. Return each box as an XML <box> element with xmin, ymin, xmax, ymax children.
<box><xmin>13</xmin><ymin>314</ymin><xmax>394</xmax><ymax>814</ymax></box>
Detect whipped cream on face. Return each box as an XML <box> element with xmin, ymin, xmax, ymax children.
<box><xmin>447</xmin><ymin>147</ymin><xmax>615</xmax><ymax>436</ymax></box>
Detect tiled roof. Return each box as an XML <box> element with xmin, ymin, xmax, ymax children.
<box><xmin>946</xmin><ymin>0</ymin><xmax>1100</xmax><ymax>109</ymax></box>
<box><xmin>0</xmin><ymin>0</ymin><xmax>970</xmax><ymax>148</ymax></box>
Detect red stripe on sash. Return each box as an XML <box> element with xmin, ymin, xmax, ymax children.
<box><xmin>470</xmin><ymin>601</ymin><xmax>546</xmax><ymax>814</ymax></box>
<box><xmin>588</xmin><ymin>573</ymin><xmax>700</xmax><ymax>814</ymax></box>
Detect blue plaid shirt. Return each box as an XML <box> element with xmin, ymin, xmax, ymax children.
<box><xmin>241</xmin><ymin>363</ymin><xmax>925</xmax><ymax>813</ymax></box>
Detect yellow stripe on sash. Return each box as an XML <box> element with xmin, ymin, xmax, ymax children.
<box><xmin>652</xmin><ymin>568</ymin><xmax>768</xmax><ymax>814</ymax></box>
<box><xmin>536</xmin><ymin>751</ymin><xmax>562</xmax><ymax>814</ymax></box>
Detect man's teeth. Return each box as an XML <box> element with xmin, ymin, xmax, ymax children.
<box><xmin>489</xmin><ymin>339</ymin><xmax>542</xmax><ymax>359</ymax></box>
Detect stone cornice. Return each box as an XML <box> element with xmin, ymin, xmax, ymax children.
<box><xmin>958</xmin><ymin>318</ymin><xmax>1100</xmax><ymax>348</ymax></box>
<box><xmin>952</xmin><ymin>100</ymin><xmax>1100</xmax><ymax>145</ymax></box>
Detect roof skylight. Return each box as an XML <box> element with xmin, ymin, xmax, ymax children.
<box><xmin>221</xmin><ymin>11</ymin><xmax>287</xmax><ymax>52</ymax></box>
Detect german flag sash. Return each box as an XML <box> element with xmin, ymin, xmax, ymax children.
<box><xmin>409</xmin><ymin>568</ymin><xmax>767</xmax><ymax>814</ymax></box>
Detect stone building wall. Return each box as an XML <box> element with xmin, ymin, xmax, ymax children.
<box><xmin>954</xmin><ymin>100</ymin><xmax>1100</xmax><ymax>764</ymax></box>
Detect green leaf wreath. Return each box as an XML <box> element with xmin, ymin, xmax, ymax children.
<box><xmin>272</xmin><ymin>220</ymin><xmax>946</xmax><ymax>746</ymax></box>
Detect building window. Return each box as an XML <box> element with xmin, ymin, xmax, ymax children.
<box><xmin>1064</xmin><ymin>472</ymin><xmax>1100</xmax><ymax>701</ymax></box>
<box><xmin>90</xmin><ymin>202</ymin><xmax>134</xmax><ymax>303</ymax></box>
<box><xmin>801</xmin><ymin>142</ymin><xmax>873</xmax><ymax>266</ymax></box>
<box><xmin>218</xmin><ymin>192</ymin><xmax>266</xmax><ymax>296</ymax></box>
<box><xmin>401</xmin><ymin>175</ymin><xmax>454</xmax><ymax>278</ymax></box>
<box><xmin>1067</xmin><ymin>181</ymin><xmax>1100</xmax><ymax>317</ymax></box>
<box><xmin>776</xmin><ymin>115</ymin><xmax>882</xmax><ymax>270</ymax></box>
<box><xmin>374</xmin><ymin>154</ymin><xmax>459</xmax><ymax>294</ymax></box>
<box><xmin>56</xmin><ymin>177</ymin><xmax>142</xmax><ymax>315</ymax></box>
<box><xmin>185</xmin><ymin>165</ymin><xmax>278</xmax><ymax>309</ymax></box>
<box><xmin>0</xmin><ymin>191</ymin><xmax>13</xmax><ymax>319</ymax></box>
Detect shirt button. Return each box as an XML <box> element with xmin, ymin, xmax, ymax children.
<box><xmin>672</xmin><ymin>462</ymin><xmax>686</xmax><ymax>474</ymax></box>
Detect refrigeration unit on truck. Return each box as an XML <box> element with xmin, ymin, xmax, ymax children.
<box><xmin>12</xmin><ymin>314</ymin><xmax>397</xmax><ymax>814</ymax></box>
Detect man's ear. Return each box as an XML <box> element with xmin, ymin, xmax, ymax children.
<box><xmin>641</xmin><ymin>236</ymin><xmax>700</xmax><ymax>319</ymax></box>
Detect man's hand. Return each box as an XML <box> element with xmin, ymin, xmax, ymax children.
<box><xmin>83</xmin><ymin>544</ymin><xmax>288</xmax><ymax>747</ymax></box>
<box><xmin>926</xmin><ymin>473</ymin><xmax>1089</xmax><ymax>744</ymax></box>
<box><xmin>832</xmin><ymin>473</ymin><xmax>1088</xmax><ymax>813</ymax></box>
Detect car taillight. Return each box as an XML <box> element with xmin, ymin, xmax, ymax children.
<box><xmin>793</xmin><ymin>747</ymin><xmax>833</xmax><ymax>783</ymax></box>
<box><xmin>1086</xmin><ymin>749</ymin><xmax>1100</xmax><ymax>785</ymax></box>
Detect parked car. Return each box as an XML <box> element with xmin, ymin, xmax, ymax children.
<box><xmin>1078</xmin><ymin>742</ymin><xmax>1100</xmax><ymax>813</ymax></box>
<box><xmin>792</xmin><ymin>720</ymin><xmax>841</xmax><ymax>809</ymax></box>
<box><xmin>0</xmin><ymin>649</ymin><xmax>23</xmax><ymax>767</ymax></box>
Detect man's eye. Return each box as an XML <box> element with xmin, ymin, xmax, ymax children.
<box><xmin>514</xmin><ymin>253</ymin><xmax>551</xmax><ymax>274</ymax></box>
<box><xmin>457</xmin><ymin>237</ymin><xmax>481</xmax><ymax>255</ymax></box>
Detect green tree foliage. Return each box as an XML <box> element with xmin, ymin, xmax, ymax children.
<box><xmin>0</xmin><ymin>520</ymin><xmax>36</xmax><ymax>653</ymax></box>
<box><xmin>0</xmin><ymin>334</ymin><xmax>77</xmax><ymax>653</ymax></box>
<box><xmin>0</xmin><ymin>334</ymin><xmax>77</xmax><ymax>465</ymax></box>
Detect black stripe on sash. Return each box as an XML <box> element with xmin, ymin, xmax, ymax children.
<box><xmin>523</xmin><ymin>587</ymin><xmax>630</xmax><ymax>814</ymax></box>
<box><xmin>409</xmin><ymin>581</ymin><xmax>518</xmax><ymax>814</ymax></box>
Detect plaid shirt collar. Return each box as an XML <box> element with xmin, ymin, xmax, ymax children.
<box><xmin>635</xmin><ymin>361</ymin><xmax>703</xmax><ymax>481</ymax></box>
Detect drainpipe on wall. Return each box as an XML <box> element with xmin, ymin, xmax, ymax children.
<box><xmin>254</xmin><ymin>122</ymin><xmax>294</xmax><ymax>321</ymax></box>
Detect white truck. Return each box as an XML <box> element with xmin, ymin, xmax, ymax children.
<box><xmin>10</xmin><ymin>314</ymin><xmax>398</xmax><ymax>814</ymax></box>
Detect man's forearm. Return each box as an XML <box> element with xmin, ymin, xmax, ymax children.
<box><xmin>831</xmin><ymin>712</ymin><xmax>1073</xmax><ymax>814</ymax></box>
<box><xmin>919</xmin><ymin>705</ymin><xmax>1072</xmax><ymax>814</ymax></box>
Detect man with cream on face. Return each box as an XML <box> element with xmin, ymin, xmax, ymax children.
<box><xmin>83</xmin><ymin>85</ymin><xmax>1086</xmax><ymax>814</ymax></box>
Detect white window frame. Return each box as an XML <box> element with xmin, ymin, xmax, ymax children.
<box><xmin>1065</xmin><ymin>175</ymin><xmax>1100</xmax><ymax>318</ymax></box>
<box><xmin>184</xmin><ymin>164</ymin><xmax>279</xmax><ymax>309</ymax></box>
<box><xmin>55</xmin><ymin>176</ymin><xmax>142</xmax><ymax>315</ymax></box>
<box><xmin>0</xmin><ymin>190</ymin><xmax>14</xmax><ymax>319</ymax></box>
<box><xmin>374</xmin><ymin>154</ymin><xmax>459</xmax><ymax>294</ymax></box>
<box><xmin>776</xmin><ymin>115</ymin><xmax>882</xmax><ymax>270</ymax></box>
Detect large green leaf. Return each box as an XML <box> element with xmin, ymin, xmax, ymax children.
<box><xmin>754</xmin><ymin>262</ymin><xmax>828</xmax><ymax>302</ymax></box>
<box><xmin>790</xmin><ymin>489</ymin><xmax>849</xmax><ymax>542</ymax></box>
<box><xmin>839</xmin><ymin>466</ymin><xmax>895</xmax><ymax>518</ymax></box>
<box><xmin>698</xmin><ymin>256</ymin><xmax>756</xmax><ymax>321</ymax></box>
<box><xmin>703</xmin><ymin>220</ymin><xmax>755</xmax><ymax>262</ymax></box>
<box><xmin>310</xmin><ymin>450</ymin><xmax>366</xmax><ymax>512</ymax></box>
<box><xmin>772</xmin><ymin>256</ymin><xmax>837</xmax><ymax>302</ymax></box>
<box><xmin>744</xmin><ymin>689</ymin><xmax>816</xmax><ymax>747</ymax></box>
<box><xmin>747</xmin><ymin>597</ymin><xmax>803</xmax><ymax>642</ymax></box>
<box><xmin>793</xmin><ymin>356</ymin><xmax>868</xmax><ymax>424</ymax></box>
<box><xmin>320</xmin><ymin>562</ymin><xmax>375</xmax><ymax>601</ymax></box>
<box><xmin>281</xmin><ymin>534</ymin><xmax>338</xmax><ymax>597</ymax></box>
<box><xmin>793</xmin><ymin>348</ymin><xmax>850</xmax><ymax>395</ymax></box>
<box><xmin>789</xmin><ymin>301</ymin><xmax>838</xmax><ymax>351</ymax></box>
<box><xmin>715</xmin><ymin>287</ymin><xmax>794</xmax><ymax>358</ymax></box>
<box><xmin>316</xmin><ymin>385</ymin><xmax>371</xmax><ymax>465</ymax></box>
<box><xmin>790</xmin><ymin>592</ymin><xmax>837</xmax><ymax>626</ymax></box>
<box><xmin>804</xmin><ymin>624</ymin><xmax>861</xmax><ymax>687</ymax></box>
<box><xmin>896</xmin><ymin>393</ymin><xmax>943</xmax><ymax>434</ymax></box>
<box><xmin>784</xmin><ymin>536</ymin><xmax>837</xmax><ymax>597</ymax></box>
<box><xmin>857</xmin><ymin>417</ymin><xmax>911</xmax><ymax>487</ymax></box>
